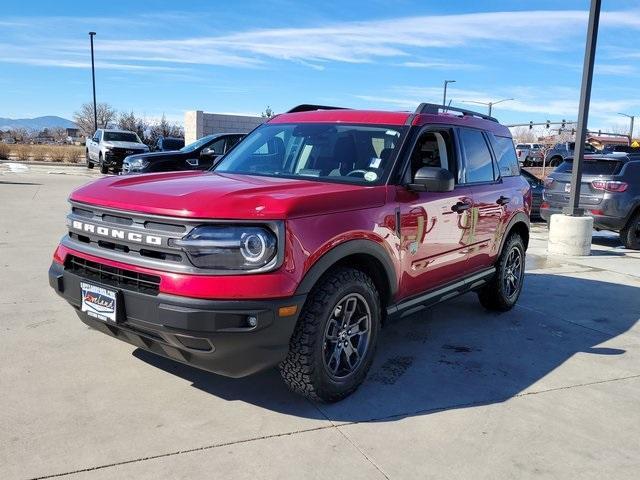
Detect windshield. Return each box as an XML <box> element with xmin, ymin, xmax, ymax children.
<box><xmin>180</xmin><ymin>135</ymin><xmax>217</xmax><ymax>153</ymax></box>
<box><xmin>162</xmin><ymin>138</ymin><xmax>184</xmax><ymax>150</ymax></box>
<box><xmin>214</xmin><ymin>123</ymin><xmax>405</xmax><ymax>185</ymax></box>
<box><xmin>103</xmin><ymin>132</ymin><xmax>141</xmax><ymax>143</ymax></box>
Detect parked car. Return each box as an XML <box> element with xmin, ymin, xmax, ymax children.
<box><xmin>545</xmin><ymin>142</ymin><xmax>598</xmax><ymax>167</ymax></box>
<box><xmin>122</xmin><ymin>133</ymin><xmax>244</xmax><ymax>174</ymax></box>
<box><xmin>521</xmin><ymin>169</ymin><xmax>543</xmax><ymax>218</ymax></box>
<box><xmin>49</xmin><ymin>103</ymin><xmax>530</xmax><ymax>402</ymax></box>
<box><xmin>86</xmin><ymin>129</ymin><xmax>149</xmax><ymax>174</ymax></box>
<box><xmin>515</xmin><ymin>143</ymin><xmax>544</xmax><ymax>166</ymax></box>
<box><xmin>154</xmin><ymin>136</ymin><xmax>185</xmax><ymax>152</ymax></box>
<box><xmin>541</xmin><ymin>152</ymin><xmax>640</xmax><ymax>249</ymax></box>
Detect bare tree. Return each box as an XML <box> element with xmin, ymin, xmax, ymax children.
<box><xmin>73</xmin><ymin>102</ymin><xmax>117</xmax><ymax>136</ymax></box>
<box><xmin>11</xmin><ymin>127</ymin><xmax>30</xmax><ymax>143</ymax></box>
<box><xmin>51</xmin><ymin>127</ymin><xmax>67</xmax><ymax>143</ymax></box>
<box><xmin>117</xmin><ymin>111</ymin><xmax>148</xmax><ymax>141</ymax></box>
<box><xmin>147</xmin><ymin>114</ymin><xmax>184</xmax><ymax>146</ymax></box>
<box><xmin>510</xmin><ymin>126</ymin><xmax>537</xmax><ymax>144</ymax></box>
<box><xmin>261</xmin><ymin>106</ymin><xmax>274</xmax><ymax>118</ymax></box>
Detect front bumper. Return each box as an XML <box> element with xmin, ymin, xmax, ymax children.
<box><xmin>48</xmin><ymin>261</ymin><xmax>305</xmax><ymax>377</ymax></box>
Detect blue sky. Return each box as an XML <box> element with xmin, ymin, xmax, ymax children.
<box><xmin>1</xmin><ymin>0</ymin><xmax>640</xmax><ymax>132</ymax></box>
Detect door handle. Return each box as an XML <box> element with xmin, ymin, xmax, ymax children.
<box><xmin>496</xmin><ymin>196</ymin><xmax>511</xmax><ymax>206</ymax></box>
<box><xmin>451</xmin><ymin>201</ymin><xmax>472</xmax><ymax>213</ymax></box>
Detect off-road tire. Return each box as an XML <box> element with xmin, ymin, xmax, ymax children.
<box><xmin>99</xmin><ymin>153</ymin><xmax>108</xmax><ymax>174</ymax></box>
<box><xmin>86</xmin><ymin>150</ymin><xmax>94</xmax><ymax>169</ymax></box>
<box><xmin>620</xmin><ymin>211</ymin><xmax>640</xmax><ymax>250</ymax></box>
<box><xmin>478</xmin><ymin>233</ymin><xmax>526</xmax><ymax>312</ymax></box>
<box><xmin>279</xmin><ymin>267</ymin><xmax>381</xmax><ymax>402</ymax></box>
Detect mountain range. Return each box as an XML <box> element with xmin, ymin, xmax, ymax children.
<box><xmin>0</xmin><ymin>116</ymin><xmax>76</xmax><ymax>131</ymax></box>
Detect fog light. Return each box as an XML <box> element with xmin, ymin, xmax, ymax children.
<box><xmin>247</xmin><ymin>316</ymin><xmax>257</xmax><ymax>328</ymax></box>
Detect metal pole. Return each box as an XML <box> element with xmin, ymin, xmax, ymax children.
<box><xmin>443</xmin><ymin>80</ymin><xmax>455</xmax><ymax>108</ymax></box>
<box><xmin>488</xmin><ymin>103</ymin><xmax>493</xmax><ymax>116</ymax></box>
<box><xmin>564</xmin><ymin>0</ymin><xmax>600</xmax><ymax>216</ymax></box>
<box><xmin>443</xmin><ymin>81</ymin><xmax>448</xmax><ymax>108</ymax></box>
<box><xmin>89</xmin><ymin>32</ymin><xmax>97</xmax><ymax>133</ymax></box>
<box><xmin>630</xmin><ymin>116</ymin><xmax>635</xmax><ymax>140</ymax></box>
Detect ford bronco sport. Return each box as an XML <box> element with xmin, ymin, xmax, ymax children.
<box><xmin>49</xmin><ymin>103</ymin><xmax>531</xmax><ymax>402</ymax></box>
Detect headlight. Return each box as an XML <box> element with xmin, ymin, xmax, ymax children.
<box><xmin>125</xmin><ymin>158</ymin><xmax>149</xmax><ymax>171</ymax></box>
<box><xmin>171</xmin><ymin>225</ymin><xmax>278</xmax><ymax>271</ymax></box>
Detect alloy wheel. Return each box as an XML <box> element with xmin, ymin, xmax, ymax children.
<box><xmin>503</xmin><ymin>246</ymin><xmax>523</xmax><ymax>299</ymax></box>
<box><xmin>322</xmin><ymin>293</ymin><xmax>372</xmax><ymax>379</ymax></box>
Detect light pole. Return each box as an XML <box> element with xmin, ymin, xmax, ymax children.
<box><xmin>89</xmin><ymin>31</ymin><xmax>97</xmax><ymax>133</ymax></box>
<box><xmin>442</xmin><ymin>80</ymin><xmax>456</xmax><ymax>108</ymax></box>
<box><xmin>618</xmin><ymin>112</ymin><xmax>635</xmax><ymax>140</ymax></box>
<box><xmin>460</xmin><ymin>98</ymin><xmax>514</xmax><ymax>116</ymax></box>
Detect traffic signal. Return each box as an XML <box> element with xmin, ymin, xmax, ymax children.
<box><xmin>529</xmin><ymin>121</ymin><xmax>533</xmax><ymax>130</ymax></box>
<box><xmin>561</xmin><ymin>119</ymin><xmax>566</xmax><ymax>128</ymax></box>
<box><xmin>545</xmin><ymin>120</ymin><xmax>550</xmax><ymax>129</ymax></box>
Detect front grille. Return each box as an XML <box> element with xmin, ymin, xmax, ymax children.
<box><xmin>65</xmin><ymin>255</ymin><xmax>161</xmax><ymax>295</ymax></box>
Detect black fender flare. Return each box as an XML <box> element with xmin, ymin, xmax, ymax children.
<box><xmin>498</xmin><ymin>212</ymin><xmax>530</xmax><ymax>254</ymax></box>
<box><xmin>294</xmin><ymin>239</ymin><xmax>398</xmax><ymax>298</ymax></box>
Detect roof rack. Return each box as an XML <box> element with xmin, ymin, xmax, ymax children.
<box><xmin>414</xmin><ymin>103</ymin><xmax>498</xmax><ymax>123</ymax></box>
<box><xmin>286</xmin><ymin>104</ymin><xmax>349</xmax><ymax>114</ymax></box>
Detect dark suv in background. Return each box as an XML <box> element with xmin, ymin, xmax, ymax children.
<box><xmin>123</xmin><ymin>132</ymin><xmax>244</xmax><ymax>174</ymax></box>
<box><xmin>541</xmin><ymin>153</ymin><xmax>640</xmax><ymax>249</ymax></box>
<box><xmin>545</xmin><ymin>142</ymin><xmax>598</xmax><ymax>167</ymax></box>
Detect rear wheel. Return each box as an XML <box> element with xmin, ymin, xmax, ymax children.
<box><xmin>99</xmin><ymin>153</ymin><xmax>108</xmax><ymax>174</ymax></box>
<box><xmin>549</xmin><ymin>156</ymin><xmax>563</xmax><ymax>167</ymax></box>
<box><xmin>478</xmin><ymin>233</ymin><xmax>525</xmax><ymax>311</ymax></box>
<box><xmin>620</xmin><ymin>211</ymin><xmax>640</xmax><ymax>250</ymax></box>
<box><xmin>280</xmin><ymin>267</ymin><xmax>381</xmax><ymax>402</ymax></box>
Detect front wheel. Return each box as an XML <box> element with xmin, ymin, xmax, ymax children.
<box><xmin>99</xmin><ymin>153</ymin><xmax>108</xmax><ymax>174</ymax></box>
<box><xmin>478</xmin><ymin>233</ymin><xmax>525</xmax><ymax>311</ymax></box>
<box><xmin>86</xmin><ymin>150</ymin><xmax>94</xmax><ymax>169</ymax></box>
<box><xmin>280</xmin><ymin>267</ymin><xmax>381</xmax><ymax>402</ymax></box>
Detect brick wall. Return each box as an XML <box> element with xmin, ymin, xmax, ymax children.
<box><xmin>184</xmin><ymin>110</ymin><xmax>265</xmax><ymax>144</ymax></box>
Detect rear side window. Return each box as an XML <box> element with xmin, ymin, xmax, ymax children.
<box><xmin>490</xmin><ymin>135</ymin><xmax>520</xmax><ymax>177</ymax></box>
<box><xmin>460</xmin><ymin>128</ymin><xmax>495</xmax><ymax>183</ymax></box>
<box><xmin>555</xmin><ymin>159</ymin><xmax>622</xmax><ymax>176</ymax></box>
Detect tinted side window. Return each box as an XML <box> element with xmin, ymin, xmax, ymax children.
<box><xmin>460</xmin><ymin>128</ymin><xmax>495</xmax><ymax>183</ymax></box>
<box><xmin>490</xmin><ymin>134</ymin><xmax>520</xmax><ymax>177</ymax></box>
<box><xmin>208</xmin><ymin>138</ymin><xmax>226</xmax><ymax>154</ymax></box>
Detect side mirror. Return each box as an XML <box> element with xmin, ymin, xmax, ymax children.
<box><xmin>408</xmin><ymin>167</ymin><xmax>454</xmax><ymax>192</ymax></box>
<box><xmin>200</xmin><ymin>147</ymin><xmax>219</xmax><ymax>158</ymax></box>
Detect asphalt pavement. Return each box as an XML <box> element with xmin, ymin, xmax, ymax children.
<box><xmin>1</xmin><ymin>166</ymin><xmax>638</xmax><ymax>479</ymax></box>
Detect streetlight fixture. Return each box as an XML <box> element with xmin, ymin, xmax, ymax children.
<box><xmin>617</xmin><ymin>112</ymin><xmax>635</xmax><ymax>140</ymax></box>
<box><xmin>442</xmin><ymin>80</ymin><xmax>456</xmax><ymax>108</ymax></box>
<box><xmin>89</xmin><ymin>31</ymin><xmax>97</xmax><ymax>134</ymax></box>
<box><xmin>460</xmin><ymin>98</ymin><xmax>514</xmax><ymax>116</ymax></box>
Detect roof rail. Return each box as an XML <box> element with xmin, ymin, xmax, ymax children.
<box><xmin>414</xmin><ymin>103</ymin><xmax>498</xmax><ymax>123</ymax></box>
<box><xmin>286</xmin><ymin>104</ymin><xmax>348</xmax><ymax>114</ymax></box>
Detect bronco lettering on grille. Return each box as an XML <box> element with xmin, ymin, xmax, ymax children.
<box><xmin>71</xmin><ymin>220</ymin><xmax>162</xmax><ymax>246</ymax></box>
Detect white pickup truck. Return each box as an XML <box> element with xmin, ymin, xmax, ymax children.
<box><xmin>85</xmin><ymin>129</ymin><xmax>149</xmax><ymax>174</ymax></box>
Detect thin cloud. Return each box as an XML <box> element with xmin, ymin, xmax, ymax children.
<box><xmin>3</xmin><ymin>9</ymin><xmax>640</xmax><ymax>71</ymax></box>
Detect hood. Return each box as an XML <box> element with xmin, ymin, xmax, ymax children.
<box><xmin>104</xmin><ymin>141</ymin><xmax>148</xmax><ymax>149</ymax></box>
<box><xmin>70</xmin><ymin>171</ymin><xmax>386</xmax><ymax>219</ymax></box>
<box><xmin>124</xmin><ymin>150</ymin><xmax>179</xmax><ymax>162</ymax></box>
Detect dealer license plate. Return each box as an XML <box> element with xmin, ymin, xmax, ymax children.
<box><xmin>81</xmin><ymin>282</ymin><xmax>118</xmax><ymax>322</ymax></box>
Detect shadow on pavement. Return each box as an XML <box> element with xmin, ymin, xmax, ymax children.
<box><xmin>133</xmin><ymin>273</ymin><xmax>638</xmax><ymax>422</ymax></box>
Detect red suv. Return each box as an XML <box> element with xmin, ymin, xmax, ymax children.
<box><xmin>49</xmin><ymin>103</ymin><xmax>531</xmax><ymax>402</ymax></box>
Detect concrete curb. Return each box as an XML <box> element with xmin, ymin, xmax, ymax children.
<box><xmin>0</xmin><ymin>159</ymin><xmax>85</xmax><ymax>167</ymax></box>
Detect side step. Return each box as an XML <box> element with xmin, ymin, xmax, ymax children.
<box><xmin>386</xmin><ymin>268</ymin><xmax>496</xmax><ymax>320</ymax></box>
